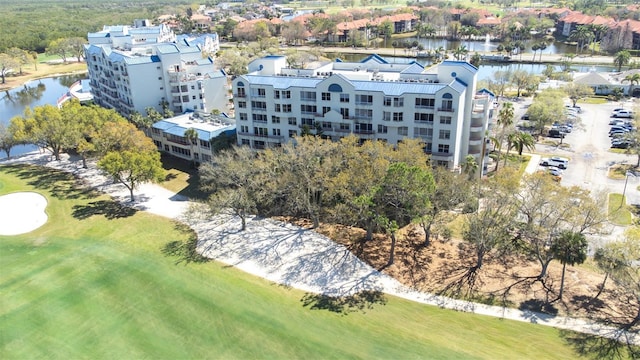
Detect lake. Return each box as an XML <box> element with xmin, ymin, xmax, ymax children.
<box><xmin>0</xmin><ymin>74</ymin><xmax>85</xmax><ymax>159</ymax></box>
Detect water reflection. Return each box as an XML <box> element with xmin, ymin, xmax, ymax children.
<box><xmin>380</xmin><ymin>37</ymin><xmax>573</xmax><ymax>55</ymax></box>
<box><xmin>2</xmin><ymin>82</ymin><xmax>46</xmax><ymax>106</ymax></box>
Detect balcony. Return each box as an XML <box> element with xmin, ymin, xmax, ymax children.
<box><xmin>237</xmin><ymin>131</ymin><xmax>284</xmax><ymax>141</ymax></box>
<box><xmin>300</xmin><ymin>97</ymin><xmax>317</xmax><ymax>102</ymax></box>
<box><xmin>353</xmin><ymin>129</ymin><xmax>375</xmax><ymax>135</ymax></box>
<box><xmin>234</xmin><ymin>93</ymin><xmax>247</xmax><ymax>98</ymax></box>
<box><xmin>333</xmin><ymin>127</ymin><xmax>351</xmax><ymax>133</ymax></box>
<box><xmin>437</xmin><ymin>107</ymin><xmax>455</xmax><ymax>113</ymax></box>
<box><xmin>468</xmin><ymin>136</ymin><xmax>484</xmax><ymax>146</ymax></box>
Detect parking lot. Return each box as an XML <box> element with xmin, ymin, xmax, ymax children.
<box><xmin>510</xmin><ymin>98</ymin><xmax>639</xmax><ymax>244</ymax></box>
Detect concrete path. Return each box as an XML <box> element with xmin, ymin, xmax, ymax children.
<box><xmin>1</xmin><ymin>152</ymin><xmax>637</xmax><ymax>346</ymax></box>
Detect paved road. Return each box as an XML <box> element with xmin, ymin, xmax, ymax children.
<box><xmin>518</xmin><ymin>99</ymin><xmax>640</xmax><ymax>247</ymax></box>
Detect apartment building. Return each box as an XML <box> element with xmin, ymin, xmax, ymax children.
<box><xmin>232</xmin><ymin>54</ymin><xmax>494</xmax><ymax>170</ymax></box>
<box><xmin>84</xmin><ymin>20</ymin><xmax>227</xmax><ymax>118</ymax></box>
<box><xmin>150</xmin><ymin>112</ymin><xmax>236</xmax><ymax>163</ymax></box>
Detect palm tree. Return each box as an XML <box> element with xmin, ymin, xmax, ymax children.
<box><xmin>531</xmin><ymin>44</ymin><xmax>540</xmax><ymax>62</ymax></box>
<box><xmin>513</xmin><ymin>131</ymin><xmax>536</xmax><ymax>155</ymax></box>
<box><xmin>184</xmin><ymin>128</ymin><xmax>199</xmax><ymax>167</ymax></box>
<box><xmin>550</xmin><ymin>231</ymin><xmax>588</xmax><ymax>300</ymax></box>
<box><xmin>503</xmin><ymin>132</ymin><xmax>517</xmax><ymax>167</ymax></box>
<box><xmin>614</xmin><ymin>50</ymin><xmax>631</xmax><ymax>72</ymax></box>
<box><xmin>623</xmin><ymin>73</ymin><xmax>640</xmax><ymax>96</ymax></box>
<box><xmin>453</xmin><ymin>45</ymin><xmax>468</xmax><ymax>60</ymax></box>
<box><xmin>569</xmin><ymin>25</ymin><xmax>593</xmax><ymax>54</ymax></box>
<box><xmin>461</xmin><ymin>154</ymin><xmax>479</xmax><ymax>180</ymax></box>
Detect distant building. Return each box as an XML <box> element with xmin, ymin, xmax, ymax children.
<box><xmin>150</xmin><ymin>112</ymin><xmax>236</xmax><ymax>163</ymax></box>
<box><xmin>84</xmin><ymin>20</ymin><xmax>228</xmax><ymax>118</ymax></box>
<box><xmin>232</xmin><ymin>54</ymin><xmax>494</xmax><ymax>171</ymax></box>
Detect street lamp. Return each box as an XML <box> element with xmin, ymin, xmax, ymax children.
<box><xmin>620</xmin><ymin>171</ymin><xmax>637</xmax><ymax>208</ymax></box>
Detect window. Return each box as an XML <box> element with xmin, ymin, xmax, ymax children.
<box><xmin>383</xmin><ymin>112</ymin><xmax>391</xmax><ymax>122</ymax></box>
<box><xmin>355</xmin><ymin>123</ymin><xmax>373</xmax><ymax>133</ymax></box>
<box><xmin>300</xmin><ymin>91</ymin><xmax>316</xmax><ymax>101</ymax></box>
<box><xmin>191</xmin><ymin>85</ymin><xmax>195</xmax><ymax>90</ymax></box>
<box><xmin>274</xmin><ymin>90</ymin><xmax>280</xmax><ymax>99</ymax></box>
<box><xmin>239</xmin><ymin>113</ymin><xmax>248</xmax><ymax>121</ymax></box>
<box><xmin>440</xmin><ymin>116</ymin><xmax>452</xmax><ymax>125</ymax></box>
<box><xmin>275</xmin><ymin>104</ymin><xmax>281</xmax><ymax>112</ymax></box>
<box><xmin>237</xmin><ymin>88</ymin><xmax>246</xmax><ymax>97</ymax></box>
<box><xmin>302</xmin><ymin>118</ymin><xmax>314</xmax><ymax>126</ymax></box>
<box><xmin>392</xmin><ymin>112</ymin><xmax>403</xmax><ymax>122</ymax></box>
<box><xmin>192</xmin><ymin>95</ymin><xmax>196</xmax><ymax>100</ymax></box>
<box><xmin>437</xmin><ymin>144</ymin><xmax>450</xmax><ymax>154</ymax></box>
<box><xmin>254</xmin><ymin>127</ymin><xmax>268</xmax><ymax>136</ymax></box>
<box><xmin>289</xmin><ymin>129</ymin><xmax>297</xmax><ymax>138</ymax></box>
<box><xmin>282</xmin><ymin>90</ymin><xmax>291</xmax><ymax>99</ymax></box>
<box><xmin>288</xmin><ymin>117</ymin><xmax>297</xmax><ymax>126</ymax></box>
<box><xmin>272</xmin><ymin>128</ymin><xmax>281</xmax><ymax>136</ymax></box>
<box><xmin>340</xmin><ymin>94</ymin><xmax>349</xmax><ymax>103</ymax></box>
<box><xmin>424</xmin><ymin>142</ymin><xmax>432</xmax><ymax>152</ymax></box>
<box><xmin>238</xmin><ymin>101</ymin><xmax>247</xmax><ymax>109</ymax></box>
<box><xmin>256</xmin><ymin>88</ymin><xmax>266</xmax><ymax>97</ymax></box>
<box><xmin>282</xmin><ymin>104</ymin><xmax>291</xmax><ymax>113</ymax></box>
<box><xmin>384</xmin><ymin>97</ymin><xmax>403</xmax><ymax>107</ymax></box>
<box><xmin>322</xmin><ymin>106</ymin><xmax>331</xmax><ymax>114</ymax></box>
<box><xmin>251</xmin><ymin>101</ymin><xmax>267</xmax><ymax>110</ymax></box>
<box><xmin>253</xmin><ymin>114</ymin><xmax>268</xmax><ymax>122</ymax></box>
<box><xmin>322</xmin><ymin>92</ymin><xmax>331</xmax><ymax>101</ymax></box>
<box><xmin>440</xmin><ymin>99</ymin><xmax>453</xmax><ymax>111</ymax></box>
<box><xmin>240</xmin><ymin>125</ymin><xmax>249</xmax><ymax>133</ymax></box>
<box><xmin>271</xmin><ymin>116</ymin><xmax>281</xmax><ymax>124</ymax></box>
<box><xmin>415</xmin><ymin>127</ymin><xmax>433</xmax><ymax>137</ymax></box>
<box><xmin>439</xmin><ymin>130</ymin><xmax>451</xmax><ymax>140</ymax></box>
<box><xmin>321</xmin><ymin>121</ymin><xmax>332</xmax><ymax>129</ymax></box>
<box><xmin>182</xmin><ymin>95</ymin><xmax>189</xmax><ymax>102</ymax></box>
<box><xmin>301</xmin><ymin>105</ymin><xmax>317</xmax><ymax>114</ymax></box>
<box><xmin>378</xmin><ymin>125</ymin><xmax>388</xmax><ymax>134</ymax></box>
<box><xmin>340</xmin><ymin>108</ymin><xmax>350</xmax><ymax>119</ymax></box>
<box><xmin>355</xmin><ymin>94</ymin><xmax>373</xmax><ymax>105</ymax></box>
<box><xmin>398</xmin><ymin>127</ymin><xmax>408</xmax><ymax>136</ymax></box>
<box><xmin>339</xmin><ymin>123</ymin><xmax>350</xmax><ymax>131</ymax></box>
<box><xmin>415</xmin><ymin>98</ymin><xmax>435</xmax><ymax>108</ymax></box>
<box><xmin>355</xmin><ymin>108</ymin><xmax>372</xmax><ymax>120</ymax></box>
<box><xmin>415</xmin><ymin>113</ymin><xmax>434</xmax><ymax>123</ymax></box>
<box><xmin>241</xmin><ymin>139</ymin><xmax>250</xmax><ymax>145</ymax></box>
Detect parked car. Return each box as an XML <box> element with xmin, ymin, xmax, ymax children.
<box><xmin>611</xmin><ymin>140</ymin><xmax>631</xmax><ymax>149</ymax></box>
<box><xmin>540</xmin><ymin>158</ymin><xmax>568</xmax><ymax>169</ymax></box>
<box><xmin>612</xmin><ymin>110</ymin><xmax>634</xmax><ymax>118</ymax></box>
<box><xmin>610</xmin><ymin>130</ymin><xmax>628</xmax><ymax>137</ymax></box>
<box><xmin>609</xmin><ymin>119</ymin><xmax>626</xmax><ymax>125</ymax></box>
<box><xmin>521</xmin><ymin>114</ymin><xmax>530</xmax><ymax>120</ymax></box>
<box><xmin>548</xmin><ymin>129</ymin><xmax>565</xmax><ymax>138</ymax></box>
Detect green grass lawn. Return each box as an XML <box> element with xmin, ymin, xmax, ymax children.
<box><xmin>0</xmin><ymin>164</ymin><xmax>590</xmax><ymax>359</ymax></box>
<box><xmin>608</xmin><ymin>193</ymin><xmax>633</xmax><ymax>226</ymax></box>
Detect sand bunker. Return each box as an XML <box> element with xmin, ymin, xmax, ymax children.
<box><xmin>0</xmin><ymin>192</ymin><xmax>48</xmax><ymax>236</ymax></box>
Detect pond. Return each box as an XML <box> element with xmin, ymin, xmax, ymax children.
<box><xmin>380</xmin><ymin>36</ymin><xmax>576</xmax><ymax>55</ymax></box>
<box><xmin>0</xmin><ymin>74</ymin><xmax>86</xmax><ymax>159</ymax></box>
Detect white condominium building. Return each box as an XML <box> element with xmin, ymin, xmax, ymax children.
<box><xmin>232</xmin><ymin>54</ymin><xmax>494</xmax><ymax>170</ymax></box>
<box><xmin>84</xmin><ymin>21</ymin><xmax>227</xmax><ymax>118</ymax></box>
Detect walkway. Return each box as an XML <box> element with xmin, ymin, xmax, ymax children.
<box><xmin>1</xmin><ymin>152</ymin><xmax>637</xmax><ymax>346</ymax></box>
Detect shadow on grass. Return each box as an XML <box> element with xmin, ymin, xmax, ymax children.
<box><xmin>560</xmin><ymin>330</ymin><xmax>640</xmax><ymax>360</ymax></box>
<box><xmin>161</xmin><ymin>222</ymin><xmax>209</xmax><ymax>265</ymax></box>
<box><xmin>1</xmin><ymin>164</ymin><xmax>99</xmax><ymax>200</ymax></box>
<box><xmin>160</xmin><ymin>154</ymin><xmax>208</xmax><ymax>201</ymax></box>
<box><xmin>300</xmin><ymin>290</ymin><xmax>387</xmax><ymax>315</ymax></box>
<box><xmin>72</xmin><ymin>200</ymin><xmax>137</xmax><ymax>220</ymax></box>
<box><xmin>518</xmin><ymin>299</ymin><xmax>558</xmax><ymax>323</ymax></box>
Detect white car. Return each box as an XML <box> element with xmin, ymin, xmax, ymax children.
<box><xmin>613</xmin><ymin>110</ymin><xmax>634</xmax><ymax>118</ymax></box>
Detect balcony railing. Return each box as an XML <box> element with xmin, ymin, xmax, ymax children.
<box><xmin>437</xmin><ymin>107</ymin><xmax>455</xmax><ymax>112</ymax></box>
<box><xmin>353</xmin><ymin>129</ymin><xmax>375</xmax><ymax>135</ymax></box>
<box><xmin>237</xmin><ymin>131</ymin><xmax>284</xmax><ymax>141</ymax></box>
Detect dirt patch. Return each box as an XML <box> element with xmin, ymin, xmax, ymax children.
<box><xmin>279</xmin><ymin>219</ymin><xmax>630</xmax><ymax>319</ymax></box>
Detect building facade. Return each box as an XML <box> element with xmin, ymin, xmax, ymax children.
<box><xmin>84</xmin><ymin>21</ymin><xmax>227</xmax><ymax>118</ymax></box>
<box><xmin>232</xmin><ymin>55</ymin><xmax>493</xmax><ymax>170</ymax></box>
<box><xmin>150</xmin><ymin>112</ymin><xmax>236</xmax><ymax>164</ymax></box>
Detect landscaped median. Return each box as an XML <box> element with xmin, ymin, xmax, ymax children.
<box><xmin>0</xmin><ymin>163</ymin><xmax>593</xmax><ymax>359</ymax></box>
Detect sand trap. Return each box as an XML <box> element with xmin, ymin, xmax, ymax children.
<box><xmin>0</xmin><ymin>192</ymin><xmax>48</xmax><ymax>236</ymax></box>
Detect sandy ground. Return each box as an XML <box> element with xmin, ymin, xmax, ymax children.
<box><xmin>0</xmin><ymin>192</ymin><xmax>48</xmax><ymax>236</ymax></box>
<box><xmin>0</xmin><ymin>151</ymin><xmax>637</xmax><ymax>345</ymax></box>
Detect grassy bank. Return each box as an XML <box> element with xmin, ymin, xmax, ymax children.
<box><xmin>0</xmin><ymin>164</ymin><xmax>587</xmax><ymax>359</ymax></box>
<box><xmin>0</xmin><ymin>57</ymin><xmax>87</xmax><ymax>92</ymax></box>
